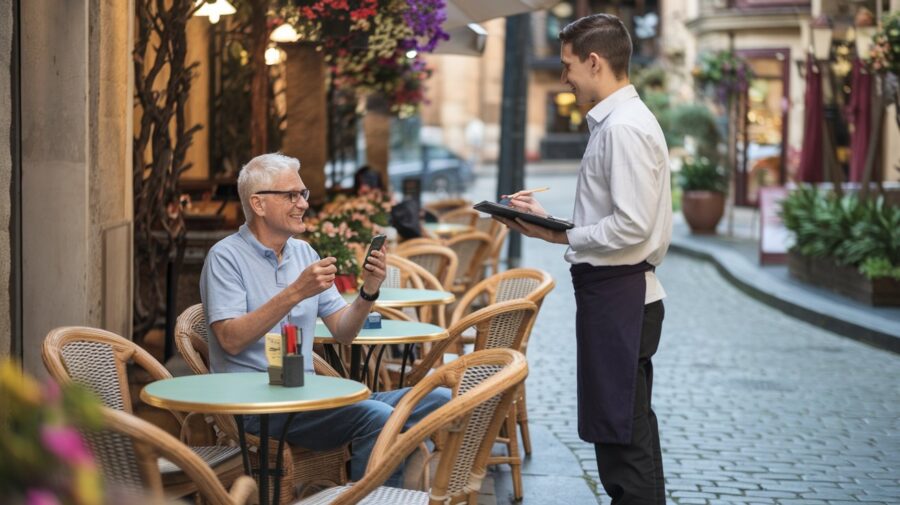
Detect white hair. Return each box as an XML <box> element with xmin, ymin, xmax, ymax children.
<box><xmin>237</xmin><ymin>153</ymin><xmax>301</xmax><ymax>222</ymax></box>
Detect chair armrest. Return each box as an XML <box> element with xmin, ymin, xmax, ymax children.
<box><xmin>229</xmin><ymin>475</ymin><xmax>259</xmax><ymax>505</ymax></box>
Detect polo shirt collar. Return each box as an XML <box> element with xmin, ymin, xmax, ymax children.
<box><xmin>238</xmin><ymin>223</ymin><xmax>292</xmax><ymax>262</ymax></box>
<box><xmin>586</xmin><ymin>84</ymin><xmax>639</xmax><ymax>132</ymax></box>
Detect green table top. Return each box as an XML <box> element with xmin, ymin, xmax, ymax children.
<box><xmin>140</xmin><ymin>373</ymin><xmax>370</xmax><ymax>415</ymax></box>
<box><xmin>314</xmin><ymin>320</ymin><xmax>449</xmax><ymax>345</ymax></box>
<box><xmin>341</xmin><ymin>287</ymin><xmax>454</xmax><ymax>307</ymax></box>
<box><xmin>424</xmin><ymin>222</ymin><xmax>472</xmax><ymax>236</ymax></box>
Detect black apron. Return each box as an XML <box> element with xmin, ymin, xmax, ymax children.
<box><xmin>570</xmin><ymin>261</ymin><xmax>654</xmax><ymax>444</ymax></box>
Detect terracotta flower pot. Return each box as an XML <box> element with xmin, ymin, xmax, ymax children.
<box><xmin>681</xmin><ymin>190</ymin><xmax>725</xmax><ymax>234</ymax></box>
<box><xmin>333</xmin><ymin>274</ymin><xmax>358</xmax><ymax>294</ymax></box>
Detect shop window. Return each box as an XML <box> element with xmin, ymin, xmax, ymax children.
<box><xmin>546</xmin><ymin>92</ymin><xmax>588</xmax><ymax>134</ymax></box>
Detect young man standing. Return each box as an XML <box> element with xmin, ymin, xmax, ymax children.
<box><xmin>494</xmin><ymin>13</ymin><xmax>672</xmax><ymax>504</ymax></box>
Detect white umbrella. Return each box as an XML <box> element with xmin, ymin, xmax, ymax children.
<box><xmin>443</xmin><ymin>0</ymin><xmax>561</xmax><ymax>30</ymax></box>
<box><xmin>433</xmin><ymin>23</ymin><xmax>488</xmax><ymax>56</ymax></box>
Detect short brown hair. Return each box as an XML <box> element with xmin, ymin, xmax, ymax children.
<box><xmin>559</xmin><ymin>14</ymin><xmax>632</xmax><ymax>79</ymax></box>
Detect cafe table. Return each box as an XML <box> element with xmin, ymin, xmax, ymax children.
<box><xmin>314</xmin><ymin>320</ymin><xmax>449</xmax><ymax>391</ymax></box>
<box><xmin>341</xmin><ymin>287</ymin><xmax>455</xmax><ymax>308</ymax></box>
<box><xmin>141</xmin><ymin>372</ymin><xmax>369</xmax><ymax>505</ymax></box>
<box><xmin>423</xmin><ymin>222</ymin><xmax>472</xmax><ymax>238</ymax></box>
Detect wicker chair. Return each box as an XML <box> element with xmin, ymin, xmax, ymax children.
<box><xmin>439</xmin><ymin>207</ymin><xmax>480</xmax><ymax>228</ymax></box>
<box><xmin>86</xmin><ymin>407</ymin><xmax>258</xmax><ymax>505</ymax></box>
<box><xmin>423</xmin><ymin>198</ymin><xmax>471</xmax><ymax>217</ymax></box>
<box><xmin>295</xmin><ymin>348</ymin><xmax>529</xmax><ymax>505</ymax></box>
<box><xmin>395</xmin><ymin>237</ymin><xmax>442</xmax><ymax>250</ymax></box>
<box><xmin>445</xmin><ymin>231</ymin><xmax>493</xmax><ymax>296</ymax></box>
<box><xmin>175</xmin><ymin>304</ymin><xmax>350</xmax><ymax>504</ymax></box>
<box><xmin>41</xmin><ymin>326</ymin><xmax>246</xmax><ymax>500</ymax></box>
<box><xmin>450</xmin><ymin>269</ymin><xmax>555</xmax><ymax>458</ymax></box>
<box><xmin>394</xmin><ymin>244</ymin><xmax>458</xmax><ymax>292</ymax></box>
<box><xmin>475</xmin><ymin>217</ymin><xmax>509</xmax><ymax>276</ymax></box>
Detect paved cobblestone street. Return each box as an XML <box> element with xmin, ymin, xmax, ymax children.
<box><xmin>460</xmin><ymin>172</ymin><xmax>900</xmax><ymax>504</ymax></box>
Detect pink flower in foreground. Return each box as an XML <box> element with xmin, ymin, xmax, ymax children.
<box><xmin>41</xmin><ymin>425</ymin><xmax>94</xmax><ymax>466</ymax></box>
<box><xmin>25</xmin><ymin>489</ymin><xmax>61</xmax><ymax>505</ymax></box>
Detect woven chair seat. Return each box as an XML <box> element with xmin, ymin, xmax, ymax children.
<box><xmin>159</xmin><ymin>445</ymin><xmax>242</xmax><ymax>474</ymax></box>
<box><xmin>295</xmin><ymin>484</ymin><xmax>428</xmax><ymax>505</ymax></box>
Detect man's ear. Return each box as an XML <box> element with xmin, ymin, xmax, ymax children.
<box><xmin>588</xmin><ymin>52</ymin><xmax>604</xmax><ymax>74</ymax></box>
<box><xmin>250</xmin><ymin>195</ymin><xmax>266</xmax><ymax>219</ymax></box>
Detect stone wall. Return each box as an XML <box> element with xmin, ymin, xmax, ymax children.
<box><xmin>20</xmin><ymin>0</ymin><xmax>132</xmax><ymax>375</ymax></box>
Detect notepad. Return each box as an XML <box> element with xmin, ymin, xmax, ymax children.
<box><xmin>474</xmin><ymin>201</ymin><xmax>574</xmax><ymax>231</ymax></box>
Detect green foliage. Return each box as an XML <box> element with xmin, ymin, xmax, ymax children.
<box><xmin>677</xmin><ymin>156</ymin><xmax>727</xmax><ymax>193</ymax></box>
<box><xmin>859</xmin><ymin>257</ymin><xmax>900</xmax><ymax>280</ymax></box>
<box><xmin>665</xmin><ymin>103</ymin><xmax>720</xmax><ymax>162</ymax></box>
<box><xmin>779</xmin><ymin>187</ymin><xmax>900</xmax><ymax>279</ymax></box>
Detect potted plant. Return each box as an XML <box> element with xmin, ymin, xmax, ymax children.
<box><xmin>678</xmin><ymin>156</ymin><xmax>728</xmax><ymax>234</ymax></box>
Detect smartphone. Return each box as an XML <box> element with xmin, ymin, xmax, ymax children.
<box><xmin>364</xmin><ymin>234</ymin><xmax>386</xmax><ymax>268</ymax></box>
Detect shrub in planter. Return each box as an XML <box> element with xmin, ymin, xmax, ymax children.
<box><xmin>678</xmin><ymin>156</ymin><xmax>728</xmax><ymax>234</ymax></box>
<box><xmin>779</xmin><ymin>186</ymin><xmax>900</xmax><ymax>305</ymax></box>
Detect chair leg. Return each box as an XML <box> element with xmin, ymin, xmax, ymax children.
<box><xmin>506</xmin><ymin>405</ymin><xmax>523</xmax><ymax>501</ymax></box>
<box><xmin>517</xmin><ymin>385</ymin><xmax>532</xmax><ymax>456</ymax></box>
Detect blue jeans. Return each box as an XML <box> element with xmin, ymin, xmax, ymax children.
<box><xmin>244</xmin><ymin>387</ymin><xmax>451</xmax><ymax>486</ymax></box>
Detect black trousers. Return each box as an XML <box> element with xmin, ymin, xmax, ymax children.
<box><xmin>594</xmin><ymin>300</ymin><xmax>666</xmax><ymax>504</ymax></box>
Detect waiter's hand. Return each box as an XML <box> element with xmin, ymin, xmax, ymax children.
<box><xmin>493</xmin><ymin>216</ymin><xmax>569</xmax><ymax>245</ymax></box>
<box><xmin>503</xmin><ymin>194</ymin><xmax>549</xmax><ymax>217</ymax></box>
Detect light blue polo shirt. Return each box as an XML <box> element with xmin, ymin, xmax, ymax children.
<box><xmin>200</xmin><ymin>224</ymin><xmax>347</xmax><ymax>373</ymax></box>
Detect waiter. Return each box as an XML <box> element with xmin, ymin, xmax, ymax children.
<box><xmin>493</xmin><ymin>13</ymin><xmax>672</xmax><ymax>504</ymax></box>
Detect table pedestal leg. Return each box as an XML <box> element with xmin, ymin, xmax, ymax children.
<box><xmin>273</xmin><ymin>413</ymin><xmax>297</xmax><ymax>505</ymax></box>
<box><xmin>398</xmin><ymin>344</ymin><xmax>413</xmax><ymax>388</ymax></box>
<box><xmin>259</xmin><ymin>415</ymin><xmax>270</xmax><ymax>505</ymax></box>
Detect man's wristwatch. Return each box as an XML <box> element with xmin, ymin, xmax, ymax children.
<box><xmin>358</xmin><ymin>286</ymin><xmax>380</xmax><ymax>302</ymax></box>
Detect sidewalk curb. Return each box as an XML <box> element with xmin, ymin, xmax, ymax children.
<box><xmin>669</xmin><ymin>239</ymin><xmax>900</xmax><ymax>355</ymax></box>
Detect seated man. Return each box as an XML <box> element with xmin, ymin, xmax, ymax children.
<box><xmin>200</xmin><ymin>153</ymin><xmax>449</xmax><ymax>485</ymax></box>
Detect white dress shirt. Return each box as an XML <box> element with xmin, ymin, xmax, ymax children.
<box><xmin>563</xmin><ymin>85</ymin><xmax>673</xmax><ymax>304</ymax></box>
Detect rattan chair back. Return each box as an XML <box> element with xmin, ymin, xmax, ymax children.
<box><xmin>43</xmin><ymin>326</ymin><xmax>171</xmax><ymax>413</ymax></box>
<box><xmin>450</xmin><ymin>268</ymin><xmax>555</xmax><ymax>327</ymax></box>
<box><xmin>445</xmin><ymin>231</ymin><xmax>492</xmax><ymax>294</ymax></box>
<box><xmin>88</xmin><ymin>407</ymin><xmax>257</xmax><ymax>505</ymax></box>
<box><xmin>298</xmin><ymin>348</ymin><xmax>528</xmax><ymax>505</ymax></box>
<box><xmin>439</xmin><ymin>207</ymin><xmax>479</xmax><ymax>227</ymax></box>
<box><xmin>423</xmin><ymin>198</ymin><xmax>471</xmax><ymax>217</ymax></box>
<box><xmin>394</xmin><ymin>244</ymin><xmax>458</xmax><ymax>292</ymax></box>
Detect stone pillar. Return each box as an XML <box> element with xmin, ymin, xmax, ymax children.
<box><xmin>364</xmin><ymin>94</ymin><xmax>391</xmax><ymax>189</ymax></box>
<box><xmin>282</xmin><ymin>43</ymin><xmax>327</xmax><ymax>206</ymax></box>
<box><xmin>20</xmin><ymin>0</ymin><xmax>133</xmax><ymax>375</ymax></box>
<box><xmin>0</xmin><ymin>0</ymin><xmax>13</xmax><ymax>357</ymax></box>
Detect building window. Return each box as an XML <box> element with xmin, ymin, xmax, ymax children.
<box><xmin>546</xmin><ymin>92</ymin><xmax>588</xmax><ymax>134</ymax></box>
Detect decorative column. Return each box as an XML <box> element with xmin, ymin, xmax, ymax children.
<box><xmin>364</xmin><ymin>93</ymin><xmax>391</xmax><ymax>188</ymax></box>
<box><xmin>283</xmin><ymin>43</ymin><xmax>327</xmax><ymax>206</ymax></box>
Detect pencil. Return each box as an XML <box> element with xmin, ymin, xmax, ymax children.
<box><xmin>509</xmin><ymin>187</ymin><xmax>550</xmax><ymax>198</ymax></box>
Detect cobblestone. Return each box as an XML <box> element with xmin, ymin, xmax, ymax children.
<box><xmin>464</xmin><ymin>174</ymin><xmax>900</xmax><ymax>504</ymax></box>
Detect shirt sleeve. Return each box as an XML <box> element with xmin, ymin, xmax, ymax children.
<box><xmin>566</xmin><ymin>125</ymin><xmax>663</xmax><ymax>253</ymax></box>
<box><xmin>200</xmin><ymin>246</ymin><xmax>249</xmax><ymax>325</ymax></box>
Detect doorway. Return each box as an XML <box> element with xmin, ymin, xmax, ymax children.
<box><xmin>735</xmin><ymin>48</ymin><xmax>791</xmax><ymax>207</ymax></box>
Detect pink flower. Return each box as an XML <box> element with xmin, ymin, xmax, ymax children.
<box><xmin>40</xmin><ymin>426</ymin><xmax>94</xmax><ymax>466</ymax></box>
<box><xmin>26</xmin><ymin>489</ymin><xmax>61</xmax><ymax>505</ymax></box>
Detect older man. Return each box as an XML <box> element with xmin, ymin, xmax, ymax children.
<box><xmin>200</xmin><ymin>153</ymin><xmax>449</xmax><ymax>484</ymax></box>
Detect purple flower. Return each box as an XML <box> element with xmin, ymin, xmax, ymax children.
<box><xmin>40</xmin><ymin>425</ymin><xmax>94</xmax><ymax>466</ymax></box>
<box><xmin>25</xmin><ymin>489</ymin><xmax>61</xmax><ymax>505</ymax></box>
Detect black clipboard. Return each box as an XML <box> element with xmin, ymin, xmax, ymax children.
<box><xmin>474</xmin><ymin>201</ymin><xmax>574</xmax><ymax>231</ymax></box>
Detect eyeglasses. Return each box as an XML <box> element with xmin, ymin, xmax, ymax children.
<box><xmin>254</xmin><ymin>189</ymin><xmax>310</xmax><ymax>204</ymax></box>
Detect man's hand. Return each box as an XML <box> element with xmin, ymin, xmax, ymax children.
<box><xmin>493</xmin><ymin>216</ymin><xmax>569</xmax><ymax>245</ymax></box>
<box><xmin>504</xmin><ymin>194</ymin><xmax>549</xmax><ymax>217</ymax></box>
<box><xmin>295</xmin><ymin>257</ymin><xmax>337</xmax><ymax>299</ymax></box>
<box><xmin>360</xmin><ymin>246</ymin><xmax>387</xmax><ymax>296</ymax></box>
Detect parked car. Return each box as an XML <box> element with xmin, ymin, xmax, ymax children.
<box><xmin>387</xmin><ymin>144</ymin><xmax>475</xmax><ymax>193</ymax></box>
